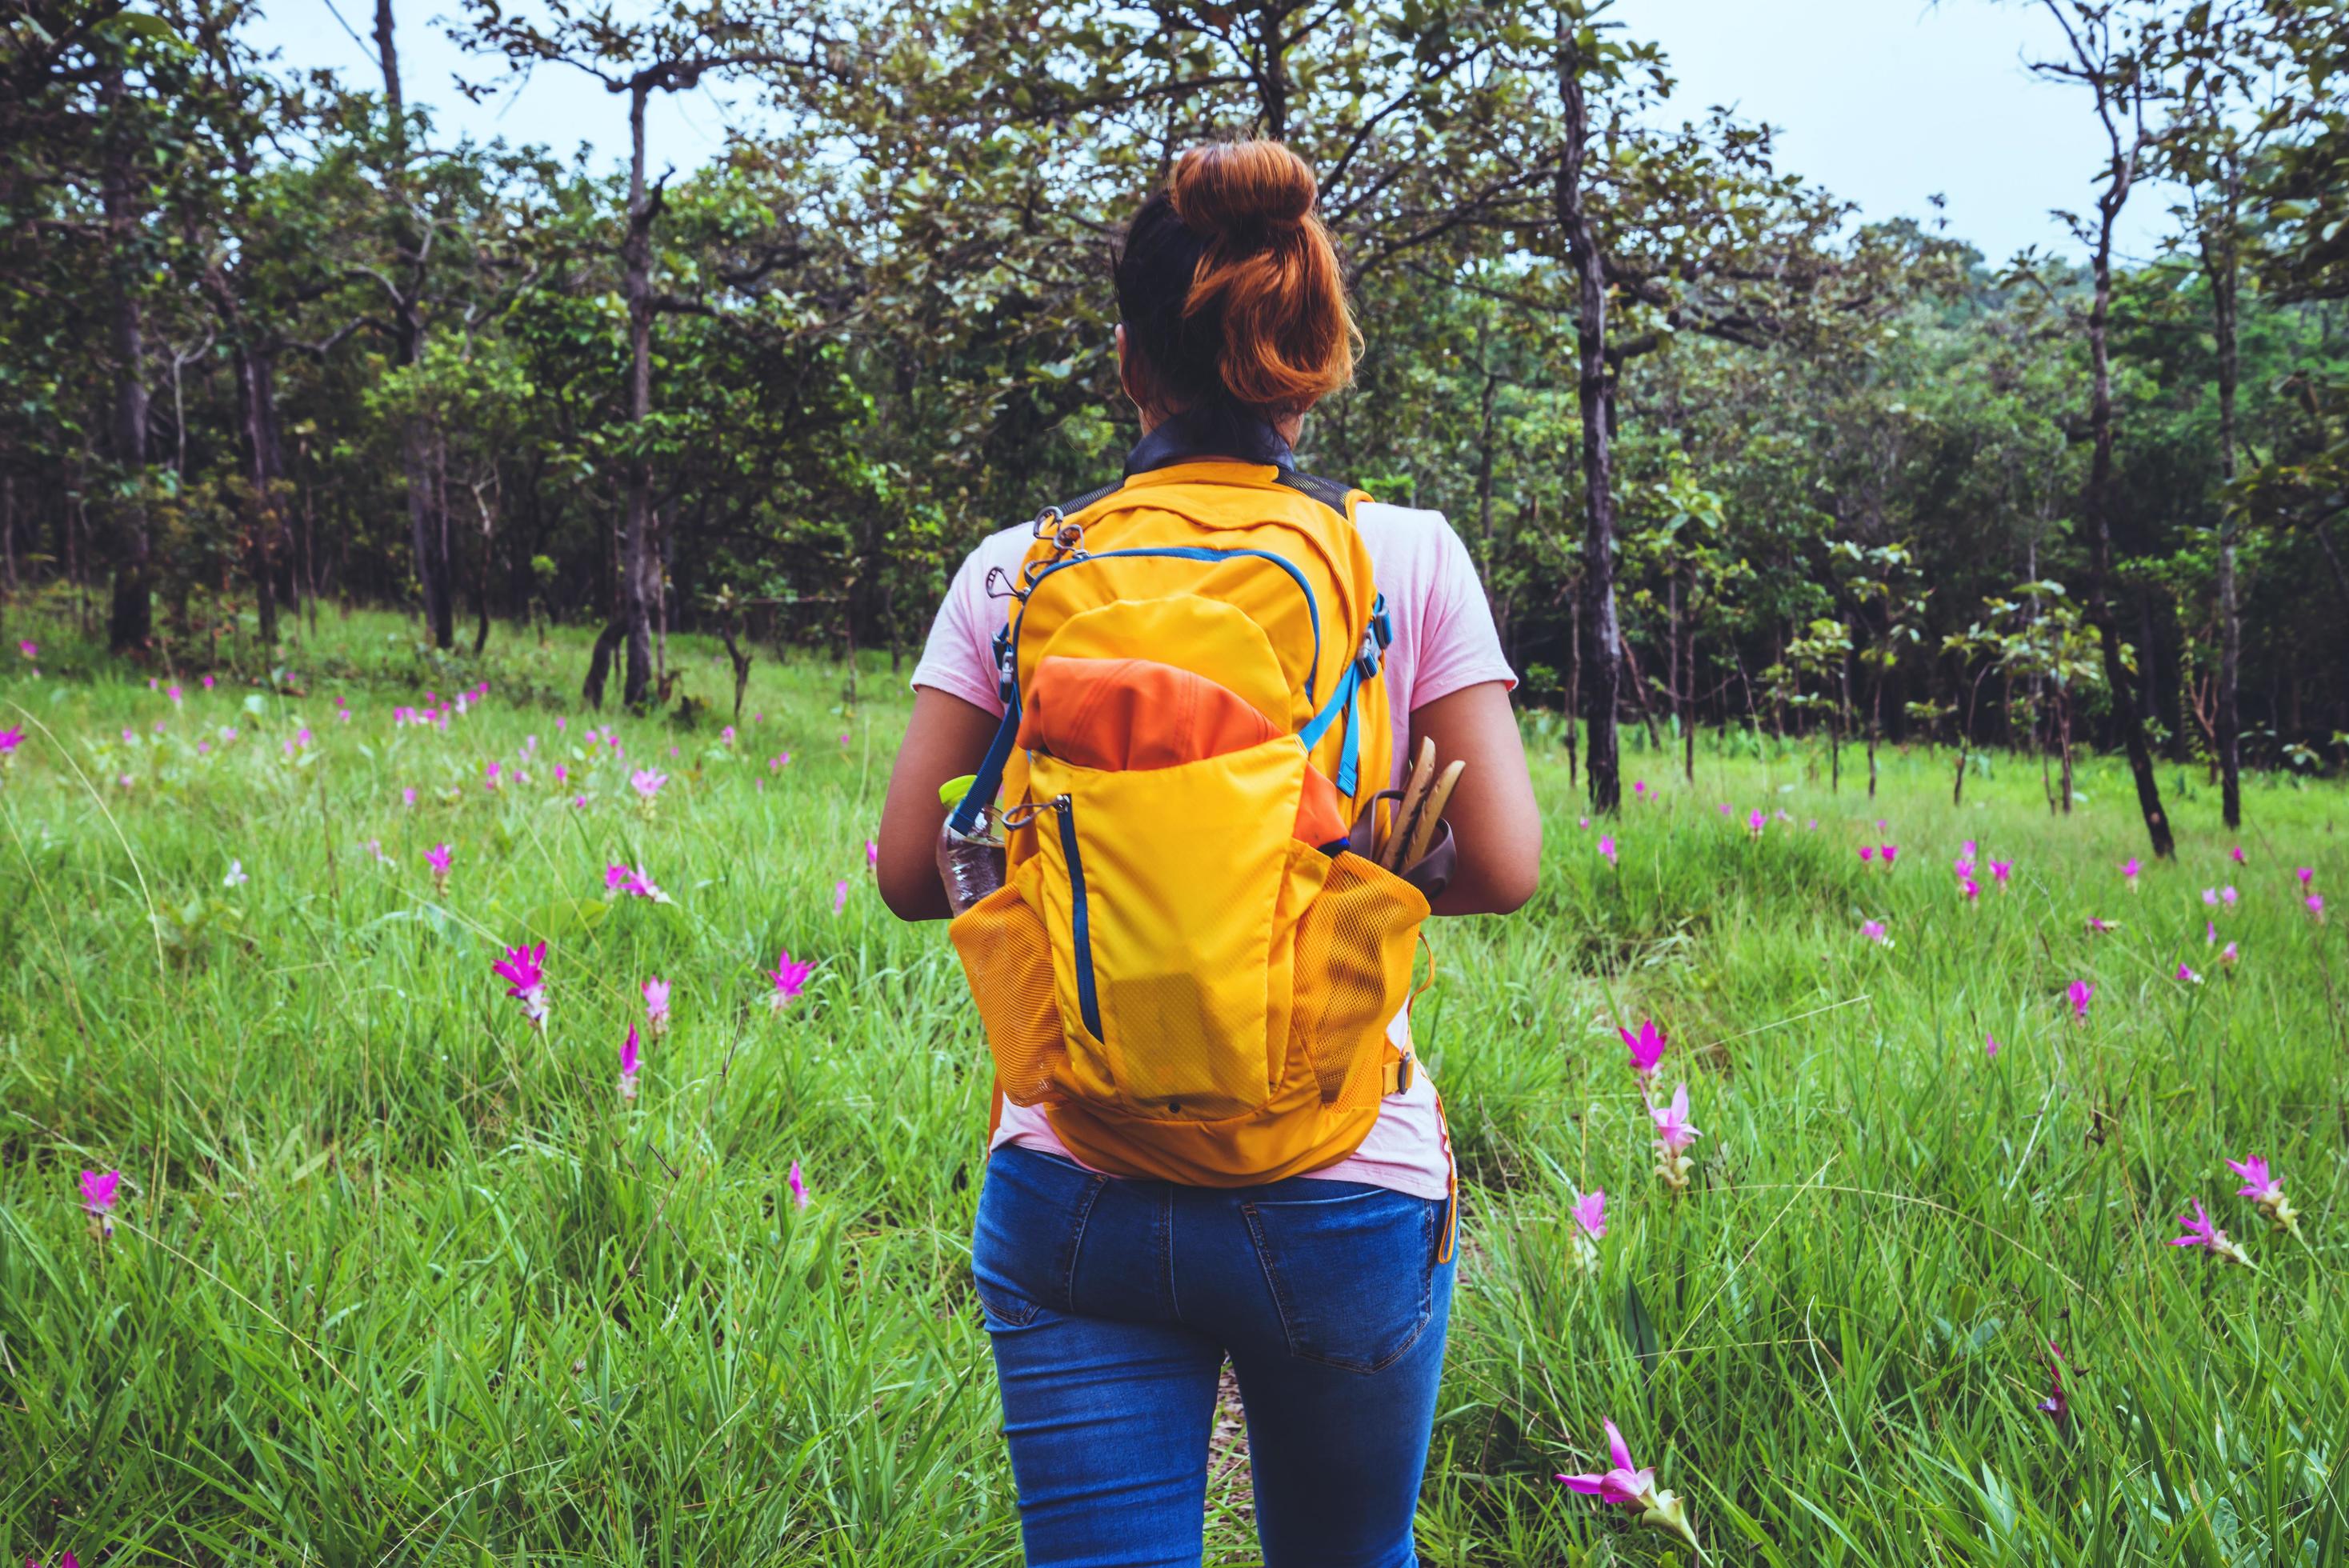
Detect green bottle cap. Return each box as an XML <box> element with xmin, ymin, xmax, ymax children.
<box><xmin>939</xmin><ymin>774</ymin><xmax>978</xmax><ymax>809</ymax></box>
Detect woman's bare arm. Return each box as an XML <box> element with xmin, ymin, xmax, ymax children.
<box><xmin>876</xmin><ymin>686</ymin><xmax>1004</xmax><ymax>922</ymax></box>
<box><xmin>1407</xmin><ymin>681</ymin><xmax>1541</xmax><ymax>915</ymax></box>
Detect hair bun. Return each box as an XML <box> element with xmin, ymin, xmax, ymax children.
<box><xmin>1169</xmin><ymin>141</ymin><xmax>1317</xmax><ymax>242</ymax></box>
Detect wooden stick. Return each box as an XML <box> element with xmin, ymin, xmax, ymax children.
<box><xmin>1402</xmin><ymin>759</ymin><xmax>1465</xmax><ymax>869</ymax></box>
<box><xmin>1385</xmin><ymin>738</ymin><xmax>1439</xmax><ymax>870</ymax></box>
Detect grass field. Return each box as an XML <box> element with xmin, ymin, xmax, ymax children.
<box><xmin>2</xmin><ymin>603</ymin><xmax>2344</xmax><ymax>1566</ymax></box>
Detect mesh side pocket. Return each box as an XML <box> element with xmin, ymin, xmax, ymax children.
<box><xmin>1287</xmin><ymin>849</ymin><xmax>1427</xmax><ymax>1109</ymax></box>
<box><xmin>948</xmin><ymin>882</ymin><xmax>1070</xmax><ymax>1106</ymax></box>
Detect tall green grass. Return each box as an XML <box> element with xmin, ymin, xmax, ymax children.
<box><xmin>2</xmin><ymin>606</ymin><xmax>2342</xmax><ymax>1566</ymax></box>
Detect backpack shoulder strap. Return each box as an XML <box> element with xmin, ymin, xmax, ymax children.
<box><xmin>1271</xmin><ymin>468</ymin><xmax>1361</xmax><ymax>520</ymax></box>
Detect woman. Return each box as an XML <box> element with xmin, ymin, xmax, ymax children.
<box><xmin>876</xmin><ymin>140</ymin><xmax>1540</xmax><ymax>1568</ymax></box>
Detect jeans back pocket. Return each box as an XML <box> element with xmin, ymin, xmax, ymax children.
<box><xmin>971</xmin><ymin>1146</ymin><xmax>1108</xmax><ymax>1330</ymax></box>
<box><xmin>1240</xmin><ymin>1182</ymin><xmax>1438</xmax><ymax>1373</ymax></box>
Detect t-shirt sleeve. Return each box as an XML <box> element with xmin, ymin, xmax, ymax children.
<box><xmin>1408</xmin><ymin>514</ymin><xmax>1519</xmax><ymax>710</ymax></box>
<box><xmin>908</xmin><ymin>542</ymin><xmax>1010</xmax><ymax>718</ymax></box>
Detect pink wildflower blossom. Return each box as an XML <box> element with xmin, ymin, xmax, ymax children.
<box><xmin>2176</xmin><ymin>962</ymin><xmax>2203</xmax><ymax>985</ymax></box>
<box><xmin>630</xmin><ymin>768</ymin><xmax>668</xmax><ymax>802</ymax></box>
<box><xmin>2123</xmin><ymin>857</ymin><xmax>2140</xmax><ymax>890</ymax></box>
<box><xmin>80</xmin><ymin>1169</ymin><xmax>120</xmax><ymax>1239</ymax></box>
<box><xmin>2220</xmin><ymin>939</ymin><xmax>2239</xmax><ymax>968</ymax></box>
<box><xmin>1989</xmin><ymin>859</ymin><xmax>2011</xmax><ymax>888</ymax></box>
<box><xmin>1858</xmin><ymin>846</ymin><xmax>1875</xmax><ymax>863</ymax></box>
<box><xmin>1598</xmin><ymin>834</ymin><xmax>1617</xmax><ymax>866</ymax></box>
<box><xmin>2231</xmin><ymin>846</ymin><xmax>2246</xmax><ymax>864</ymax></box>
<box><xmin>2170</xmin><ymin>1197</ymin><xmax>2253</xmax><ymax>1266</ymax></box>
<box><xmin>1984</xmin><ymin>1031</ymin><xmax>2000</xmax><ymax>1058</ymax></box>
<box><xmin>2227</xmin><ymin>1155</ymin><xmax>2300</xmax><ymax>1236</ymax></box>
<box><xmin>2295</xmin><ymin>866</ymin><xmax>2314</xmax><ymax>888</ymax></box>
<box><xmin>1880</xmin><ymin>844</ymin><xmax>1899</xmax><ymax>866</ymax></box>
<box><xmin>770</xmin><ymin>948</ymin><xmax>814</xmax><ymax>1010</ymax></box>
<box><xmin>1571</xmin><ymin>1189</ymin><xmax>1607</xmax><ymax>1241</ymax></box>
<box><xmin>1747</xmin><ymin>809</ymin><xmax>1767</xmax><ymax>838</ymax></box>
<box><xmin>619</xmin><ymin>1025</ymin><xmax>641</xmax><ymax>1102</ymax></box>
<box><xmin>2066</xmin><ymin>978</ymin><xmax>2094</xmax><ymax>1022</ymax></box>
<box><xmin>789</xmin><ymin>1159</ymin><xmax>809</xmax><ymax>1209</ymax></box>
<box><xmin>493</xmin><ymin>942</ymin><xmax>549</xmax><ymax>1027</ymax></box>
<box><xmin>833</xmin><ymin>878</ymin><xmax>850</xmax><ymax>914</ymax></box>
<box><xmin>2038</xmin><ymin>1342</ymin><xmax>2068</xmax><ymax>1428</ymax></box>
<box><xmin>1555</xmin><ymin>1420</ymin><xmax>1701</xmax><ymax>1551</ymax></box>
<box><xmin>1961</xmin><ymin>878</ymin><xmax>1979</xmax><ymax>902</ymax></box>
<box><xmin>2308</xmin><ymin>893</ymin><xmax>2326</xmax><ymax>924</ymax></box>
<box><xmin>644</xmin><ymin>976</ymin><xmax>670</xmax><ymax>1034</ymax></box>
<box><xmin>1862</xmin><ymin>918</ymin><xmax>1891</xmax><ymax>946</ymax></box>
<box><xmin>1619</xmin><ymin>1019</ymin><xmax>1667</xmax><ymax>1078</ymax></box>
<box><xmin>426</xmin><ymin>842</ymin><xmax>451</xmax><ymax>889</ymax></box>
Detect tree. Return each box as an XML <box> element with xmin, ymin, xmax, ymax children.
<box><xmin>2030</xmin><ymin>0</ymin><xmax>2176</xmax><ymax>858</ymax></box>
<box><xmin>453</xmin><ymin>0</ymin><xmax>844</xmax><ymax>710</ymax></box>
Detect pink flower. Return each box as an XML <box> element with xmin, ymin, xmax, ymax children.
<box><xmin>166</xmin><ymin>682</ymin><xmax>182</xmax><ymax>704</ymax></box>
<box><xmin>1983</xmin><ymin>1031</ymin><xmax>2000</xmax><ymax>1058</ymax></box>
<box><xmin>1651</xmin><ymin>1082</ymin><xmax>1701</xmax><ymax>1157</ymax></box>
<box><xmin>2231</xmin><ymin>846</ymin><xmax>2246</xmax><ymax>864</ymax></box>
<box><xmin>2038</xmin><ymin>1341</ymin><xmax>2067</xmax><ymax>1428</ymax></box>
<box><xmin>1953</xmin><ymin>856</ymin><xmax>1975</xmax><ymax>880</ymax></box>
<box><xmin>1598</xmin><ymin>834</ymin><xmax>1617</xmax><ymax>866</ymax></box>
<box><xmin>2227</xmin><ymin>1154</ymin><xmax>2300</xmax><ymax>1235</ymax></box>
<box><xmin>1961</xmin><ymin>878</ymin><xmax>1979</xmax><ymax>902</ymax></box>
<box><xmin>833</xmin><ymin>878</ymin><xmax>850</xmax><ymax>915</ymax></box>
<box><xmin>1619</xmin><ymin>1019</ymin><xmax>1666</xmax><ymax>1078</ymax></box>
<box><xmin>866</xmin><ymin>838</ymin><xmax>880</xmax><ymax>870</ymax></box>
<box><xmin>2221</xmin><ymin>939</ymin><xmax>2240</xmax><ymax>967</ymax></box>
<box><xmin>1555</xmin><ymin>1420</ymin><xmax>1699</xmax><ymax>1550</ymax></box>
<box><xmin>1717</xmin><ymin>802</ymin><xmax>1732</xmax><ymax>816</ymax></box>
<box><xmin>2295</xmin><ymin>866</ymin><xmax>2314</xmax><ymax>888</ymax></box>
<box><xmin>483</xmin><ymin>760</ymin><xmax>502</xmax><ymax>791</ymax></box>
<box><xmin>1879</xmin><ymin>845</ymin><xmax>1899</xmax><ymax>866</ymax></box>
<box><xmin>2176</xmin><ymin>962</ymin><xmax>2203</xmax><ymax>985</ymax></box>
<box><xmin>493</xmin><ymin>942</ymin><xmax>548</xmax><ymax>1027</ymax></box>
<box><xmin>202</xmin><ymin>674</ymin><xmax>214</xmax><ymax>690</ymax></box>
<box><xmin>1989</xmin><ymin>860</ymin><xmax>2011</xmax><ymax>887</ymax></box>
<box><xmin>1862</xmin><ymin>918</ymin><xmax>1891</xmax><ymax>946</ymax></box>
<box><xmin>1557</xmin><ymin>1418</ymin><xmax>1655</xmax><ymax>1508</ymax></box>
<box><xmin>2123</xmin><ymin>857</ymin><xmax>2140</xmax><ymax>887</ymax></box>
<box><xmin>789</xmin><ymin>1159</ymin><xmax>809</xmax><ymax>1209</ymax></box>
<box><xmin>2203</xmin><ymin>887</ymin><xmax>2219</xmax><ymax>906</ymax></box>
<box><xmin>2206</xmin><ymin>920</ymin><xmax>2219</xmax><ymax>946</ymax></box>
<box><xmin>80</xmin><ymin>1169</ymin><xmax>121</xmax><ymax>1238</ymax></box>
<box><xmin>2087</xmin><ymin>917</ymin><xmax>2116</xmax><ymax>934</ymax></box>
<box><xmin>16</xmin><ymin>639</ymin><xmax>34</xmax><ymax>658</ymax></box>
<box><xmin>2066</xmin><ymin>978</ymin><xmax>2094</xmax><ymax>1022</ymax></box>
<box><xmin>644</xmin><ymin>976</ymin><xmax>670</xmax><ymax>1033</ymax></box>
<box><xmin>619</xmin><ymin>1024</ymin><xmax>642</xmax><ymax>1101</ymax></box>
<box><xmin>1858</xmin><ymin>846</ymin><xmax>1875</xmax><ymax>862</ymax></box>
<box><xmin>2308</xmin><ymin>893</ymin><xmax>2326</xmax><ymax>924</ymax></box>
<box><xmin>839</xmin><ymin>731</ymin><xmax>851</xmax><ymax>749</ymax></box>
<box><xmin>554</xmin><ymin>764</ymin><xmax>569</xmax><ymax>783</ymax></box>
<box><xmin>2170</xmin><ymin>1196</ymin><xmax>2252</xmax><ymax>1266</ymax></box>
<box><xmin>2227</xmin><ymin>1155</ymin><xmax>2282</xmax><ymax>1206</ymax></box>
<box><xmin>2222</xmin><ymin>886</ymin><xmax>2239</xmax><ymax>906</ymax></box>
<box><xmin>402</xmin><ymin>786</ymin><xmax>417</xmax><ymax>806</ymax></box>
<box><xmin>1747</xmin><ymin>809</ymin><xmax>1767</xmax><ymax>838</ymax></box>
<box><xmin>722</xmin><ymin>725</ymin><xmax>736</xmax><ymax>745</ymax></box>
<box><xmin>1632</xmin><ymin>780</ymin><xmax>1647</xmax><ymax>798</ymax></box>
<box><xmin>770</xmin><ymin>948</ymin><xmax>814</xmax><ymax>1009</ymax></box>
<box><xmin>426</xmin><ymin>842</ymin><xmax>451</xmax><ymax>886</ymax></box>
<box><xmin>1571</xmin><ymin>1189</ymin><xmax>1607</xmax><ymax>1241</ymax></box>
<box><xmin>0</xmin><ymin>726</ymin><xmax>21</xmax><ymax>756</ymax></box>
<box><xmin>630</xmin><ymin>768</ymin><xmax>668</xmax><ymax>802</ymax></box>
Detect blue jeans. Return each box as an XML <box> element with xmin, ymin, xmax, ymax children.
<box><xmin>972</xmin><ymin>1144</ymin><xmax>1456</xmax><ymax>1568</ymax></box>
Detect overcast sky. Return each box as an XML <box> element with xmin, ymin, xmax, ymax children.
<box><xmin>260</xmin><ymin>0</ymin><xmax>2179</xmax><ymax>266</ymax></box>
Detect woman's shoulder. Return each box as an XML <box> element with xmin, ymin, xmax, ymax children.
<box><xmin>1349</xmin><ymin>498</ymin><xmax>1475</xmax><ymax>593</ymax></box>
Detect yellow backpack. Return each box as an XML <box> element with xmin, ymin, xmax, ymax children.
<box><xmin>946</xmin><ymin>457</ymin><xmax>1430</xmax><ymax>1186</ymax></box>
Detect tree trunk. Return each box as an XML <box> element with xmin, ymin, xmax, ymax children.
<box><xmin>231</xmin><ymin>340</ymin><xmax>284</xmax><ymax>646</ymax></box>
<box><xmin>2203</xmin><ymin>192</ymin><xmax>2243</xmax><ymax>828</ymax></box>
<box><xmin>101</xmin><ymin>64</ymin><xmax>152</xmax><ymax>655</ymax></box>
<box><xmin>2080</xmin><ymin>122</ymin><xmax>2176</xmax><ymax>858</ymax></box>
<box><xmin>612</xmin><ymin>79</ymin><xmax>657</xmax><ymax>710</ymax></box>
<box><xmin>376</xmin><ymin>0</ymin><xmax>452</xmax><ymax>651</ymax></box>
<box><xmin>1556</xmin><ymin>23</ymin><xmax>1622</xmax><ymax>814</ymax></box>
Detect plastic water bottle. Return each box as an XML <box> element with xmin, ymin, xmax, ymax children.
<box><xmin>935</xmin><ymin>775</ymin><xmax>1005</xmax><ymax>915</ymax></box>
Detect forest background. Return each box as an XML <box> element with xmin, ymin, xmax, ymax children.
<box><xmin>5</xmin><ymin>0</ymin><xmax>2349</xmax><ymax>839</ymax></box>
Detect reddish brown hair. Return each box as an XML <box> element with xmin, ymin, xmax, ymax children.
<box><xmin>1114</xmin><ymin>141</ymin><xmax>1358</xmax><ymax>422</ymax></box>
